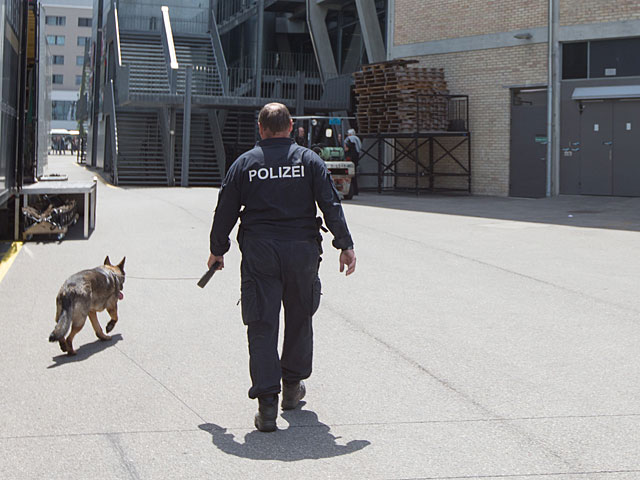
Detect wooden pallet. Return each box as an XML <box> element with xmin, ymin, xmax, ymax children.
<box><xmin>353</xmin><ymin>60</ymin><xmax>450</xmax><ymax>134</ymax></box>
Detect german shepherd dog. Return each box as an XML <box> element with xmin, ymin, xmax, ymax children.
<box><xmin>48</xmin><ymin>256</ymin><xmax>125</xmax><ymax>355</ymax></box>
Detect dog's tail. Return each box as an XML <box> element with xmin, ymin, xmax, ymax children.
<box><xmin>49</xmin><ymin>309</ymin><xmax>72</xmax><ymax>342</ymax></box>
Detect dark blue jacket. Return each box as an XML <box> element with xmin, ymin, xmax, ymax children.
<box><xmin>210</xmin><ymin>137</ymin><xmax>353</xmax><ymax>256</ymax></box>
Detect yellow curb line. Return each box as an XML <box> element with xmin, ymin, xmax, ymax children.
<box><xmin>73</xmin><ymin>162</ymin><xmax>120</xmax><ymax>189</ymax></box>
<box><xmin>0</xmin><ymin>242</ymin><xmax>23</xmax><ymax>284</ymax></box>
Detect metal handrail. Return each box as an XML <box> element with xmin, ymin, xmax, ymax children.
<box><xmin>209</xmin><ymin>8</ymin><xmax>228</xmax><ymax>95</ymax></box>
<box><xmin>161</xmin><ymin>6</ymin><xmax>179</xmax><ymax>94</ymax></box>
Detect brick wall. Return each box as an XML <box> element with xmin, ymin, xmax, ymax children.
<box><xmin>394</xmin><ymin>0</ymin><xmax>640</xmax><ymax>46</ymax></box>
<box><xmin>391</xmin><ymin>0</ymin><xmax>640</xmax><ymax>195</ymax></box>
<box><xmin>560</xmin><ymin>0</ymin><xmax>640</xmax><ymax>25</ymax></box>
<box><xmin>404</xmin><ymin>44</ymin><xmax>548</xmax><ymax>196</ymax></box>
<box><xmin>394</xmin><ymin>0</ymin><xmax>547</xmax><ymax>45</ymax></box>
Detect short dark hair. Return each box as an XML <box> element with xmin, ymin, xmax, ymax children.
<box><xmin>258</xmin><ymin>103</ymin><xmax>291</xmax><ymax>134</ymax></box>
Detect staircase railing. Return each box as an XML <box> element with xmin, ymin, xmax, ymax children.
<box><xmin>216</xmin><ymin>0</ymin><xmax>276</xmax><ymax>35</ymax></box>
<box><xmin>161</xmin><ymin>6</ymin><xmax>179</xmax><ymax>94</ymax></box>
<box><xmin>111</xmin><ymin>7</ymin><xmax>130</xmax><ymax>105</ymax></box>
<box><xmin>115</xmin><ymin>1</ymin><xmax>207</xmax><ymax>34</ymax></box>
<box><xmin>227</xmin><ymin>67</ymin><xmax>324</xmax><ymax>101</ymax></box>
<box><xmin>177</xmin><ymin>64</ymin><xmax>224</xmax><ymax>96</ymax></box>
<box><xmin>105</xmin><ymin>79</ymin><xmax>119</xmax><ymax>184</ymax></box>
<box><xmin>216</xmin><ymin>0</ymin><xmax>255</xmax><ymax>26</ymax></box>
<box><xmin>209</xmin><ymin>8</ymin><xmax>228</xmax><ymax>95</ymax></box>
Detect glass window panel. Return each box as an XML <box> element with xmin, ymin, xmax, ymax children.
<box><xmin>45</xmin><ymin>16</ymin><xmax>66</xmax><ymax>26</ymax></box>
<box><xmin>562</xmin><ymin>42</ymin><xmax>588</xmax><ymax>80</ymax></box>
<box><xmin>52</xmin><ymin>100</ymin><xmax>77</xmax><ymax>120</ymax></box>
<box><xmin>590</xmin><ymin>38</ymin><xmax>640</xmax><ymax>78</ymax></box>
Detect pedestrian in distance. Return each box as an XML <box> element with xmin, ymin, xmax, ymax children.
<box><xmin>344</xmin><ymin>128</ymin><xmax>362</xmax><ymax>196</ymax></box>
<box><xmin>207</xmin><ymin>102</ymin><xmax>357</xmax><ymax>432</ymax></box>
<box><xmin>294</xmin><ymin>125</ymin><xmax>306</xmax><ymax>146</ymax></box>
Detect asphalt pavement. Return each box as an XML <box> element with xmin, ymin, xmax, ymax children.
<box><xmin>1</xmin><ymin>154</ymin><xmax>639</xmax><ymax>479</ymax></box>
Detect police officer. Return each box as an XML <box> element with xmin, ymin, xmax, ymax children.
<box><xmin>207</xmin><ymin>103</ymin><xmax>356</xmax><ymax>432</ymax></box>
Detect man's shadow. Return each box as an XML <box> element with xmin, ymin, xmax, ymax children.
<box><xmin>198</xmin><ymin>403</ymin><xmax>370</xmax><ymax>461</ymax></box>
<box><xmin>47</xmin><ymin>334</ymin><xmax>123</xmax><ymax>368</ymax></box>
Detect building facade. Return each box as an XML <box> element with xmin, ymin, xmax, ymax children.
<box><xmin>42</xmin><ymin>0</ymin><xmax>92</xmax><ymax>132</ymax></box>
<box><xmin>85</xmin><ymin>0</ymin><xmax>381</xmax><ymax>187</ymax></box>
<box><xmin>0</xmin><ymin>0</ymin><xmax>39</xmax><ymax>213</ymax></box>
<box><xmin>389</xmin><ymin>0</ymin><xmax>640</xmax><ymax>197</ymax></box>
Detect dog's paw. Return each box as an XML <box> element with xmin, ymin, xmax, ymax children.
<box><xmin>59</xmin><ymin>340</ymin><xmax>68</xmax><ymax>353</ymax></box>
<box><xmin>106</xmin><ymin>320</ymin><xmax>117</xmax><ymax>333</ymax></box>
<box><xmin>67</xmin><ymin>349</ymin><xmax>77</xmax><ymax>356</ymax></box>
<box><xmin>98</xmin><ymin>335</ymin><xmax>112</xmax><ymax>342</ymax></box>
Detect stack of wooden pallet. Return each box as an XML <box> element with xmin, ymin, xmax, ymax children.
<box><xmin>353</xmin><ymin>59</ymin><xmax>449</xmax><ymax>134</ymax></box>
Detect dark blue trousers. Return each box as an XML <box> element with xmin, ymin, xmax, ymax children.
<box><xmin>239</xmin><ymin>237</ymin><xmax>321</xmax><ymax>399</ymax></box>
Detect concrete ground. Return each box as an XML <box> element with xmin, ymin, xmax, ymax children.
<box><xmin>1</xmin><ymin>154</ymin><xmax>639</xmax><ymax>479</ymax></box>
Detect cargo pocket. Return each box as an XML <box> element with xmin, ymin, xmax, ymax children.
<box><xmin>241</xmin><ymin>278</ymin><xmax>259</xmax><ymax>325</ymax></box>
<box><xmin>311</xmin><ymin>276</ymin><xmax>322</xmax><ymax>316</ymax></box>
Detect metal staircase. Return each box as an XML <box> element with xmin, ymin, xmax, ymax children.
<box><xmin>216</xmin><ymin>0</ymin><xmax>277</xmax><ymax>35</ymax></box>
<box><xmin>119</xmin><ymin>32</ymin><xmax>169</xmax><ymax>94</ymax></box>
<box><xmin>114</xmin><ymin>110</ymin><xmax>168</xmax><ymax>185</ymax></box>
<box><xmin>174</xmin><ymin>111</ymin><xmax>223</xmax><ymax>186</ymax></box>
<box><xmin>173</xmin><ymin>34</ymin><xmax>224</xmax><ymax>96</ymax></box>
<box><xmin>222</xmin><ymin>110</ymin><xmax>257</xmax><ymax>165</ymax></box>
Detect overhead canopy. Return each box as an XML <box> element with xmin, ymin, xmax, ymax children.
<box><xmin>572</xmin><ymin>85</ymin><xmax>640</xmax><ymax>100</ymax></box>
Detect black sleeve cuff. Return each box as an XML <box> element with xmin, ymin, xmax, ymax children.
<box><xmin>210</xmin><ymin>239</ymin><xmax>230</xmax><ymax>257</ymax></box>
<box><xmin>332</xmin><ymin>235</ymin><xmax>354</xmax><ymax>250</ymax></box>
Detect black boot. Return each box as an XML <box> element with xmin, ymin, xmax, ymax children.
<box><xmin>281</xmin><ymin>380</ymin><xmax>306</xmax><ymax>410</ymax></box>
<box><xmin>254</xmin><ymin>395</ymin><xmax>278</xmax><ymax>432</ymax></box>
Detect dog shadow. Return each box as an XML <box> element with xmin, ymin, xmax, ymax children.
<box><xmin>198</xmin><ymin>403</ymin><xmax>371</xmax><ymax>461</ymax></box>
<box><xmin>47</xmin><ymin>334</ymin><xmax>123</xmax><ymax>368</ymax></box>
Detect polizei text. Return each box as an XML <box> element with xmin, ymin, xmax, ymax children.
<box><xmin>248</xmin><ymin>165</ymin><xmax>305</xmax><ymax>182</ymax></box>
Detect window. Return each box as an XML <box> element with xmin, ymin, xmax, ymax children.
<box><xmin>52</xmin><ymin>55</ymin><xmax>64</xmax><ymax>65</ymax></box>
<box><xmin>77</xmin><ymin>36</ymin><xmax>91</xmax><ymax>47</ymax></box>
<box><xmin>590</xmin><ymin>38</ymin><xmax>640</xmax><ymax>78</ymax></box>
<box><xmin>562</xmin><ymin>38</ymin><xmax>640</xmax><ymax>80</ymax></box>
<box><xmin>76</xmin><ymin>56</ymin><xmax>84</xmax><ymax>66</ymax></box>
<box><xmin>76</xmin><ymin>75</ymin><xmax>83</xmax><ymax>86</ymax></box>
<box><xmin>52</xmin><ymin>100</ymin><xmax>77</xmax><ymax>121</ymax></box>
<box><xmin>46</xmin><ymin>35</ymin><xmax>65</xmax><ymax>46</ymax></box>
<box><xmin>45</xmin><ymin>15</ymin><xmax>66</xmax><ymax>26</ymax></box>
<box><xmin>52</xmin><ymin>74</ymin><xmax>64</xmax><ymax>85</ymax></box>
<box><xmin>78</xmin><ymin>17</ymin><xmax>92</xmax><ymax>27</ymax></box>
<box><xmin>562</xmin><ymin>42</ymin><xmax>588</xmax><ymax>80</ymax></box>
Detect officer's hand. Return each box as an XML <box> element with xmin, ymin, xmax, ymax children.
<box><xmin>208</xmin><ymin>253</ymin><xmax>224</xmax><ymax>271</ymax></box>
<box><xmin>339</xmin><ymin>249</ymin><xmax>356</xmax><ymax>276</ymax></box>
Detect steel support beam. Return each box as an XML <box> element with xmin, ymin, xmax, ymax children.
<box><xmin>159</xmin><ymin>107</ymin><xmax>175</xmax><ymax>186</ymax></box>
<box><xmin>354</xmin><ymin>0</ymin><xmax>386</xmax><ymax>63</ymax></box>
<box><xmin>306</xmin><ymin>0</ymin><xmax>338</xmax><ymax>82</ymax></box>
<box><xmin>546</xmin><ymin>0</ymin><xmax>560</xmax><ymax>196</ymax></box>
<box><xmin>255</xmin><ymin>0</ymin><xmax>264</xmax><ymax>97</ymax></box>
<box><xmin>108</xmin><ymin>80</ymin><xmax>119</xmax><ymax>185</ymax></box>
<box><xmin>207</xmin><ymin>110</ymin><xmax>228</xmax><ymax>176</ymax></box>
<box><xmin>181</xmin><ymin>66</ymin><xmax>193</xmax><ymax>187</ymax></box>
<box><xmin>90</xmin><ymin>0</ymin><xmax>105</xmax><ymax>167</ymax></box>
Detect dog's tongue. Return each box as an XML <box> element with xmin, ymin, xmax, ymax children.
<box><xmin>118</xmin><ymin>291</ymin><xmax>124</xmax><ymax>300</ymax></box>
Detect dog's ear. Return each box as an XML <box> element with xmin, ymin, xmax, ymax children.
<box><xmin>104</xmin><ymin>256</ymin><xmax>112</xmax><ymax>266</ymax></box>
<box><xmin>117</xmin><ymin>257</ymin><xmax>126</xmax><ymax>271</ymax></box>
